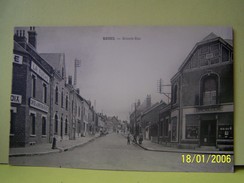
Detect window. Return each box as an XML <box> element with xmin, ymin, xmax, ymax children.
<box><xmin>42</xmin><ymin>117</ymin><xmax>46</xmax><ymax>135</ymax></box>
<box><xmin>65</xmin><ymin>118</ymin><xmax>68</xmax><ymax>135</ymax></box>
<box><xmin>60</xmin><ymin>117</ymin><xmax>63</xmax><ymax>137</ymax></box>
<box><xmin>31</xmin><ymin>75</ymin><xmax>36</xmax><ymax>98</ymax></box>
<box><xmin>10</xmin><ymin>109</ymin><xmax>16</xmax><ymax>135</ymax></box>
<box><xmin>201</xmin><ymin>74</ymin><xmax>218</xmax><ymax>105</ymax></box>
<box><xmin>55</xmin><ymin>86</ymin><xmax>58</xmax><ymax>104</ymax></box>
<box><xmin>65</xmin><ymin>95</ymin><xmax>68</xmax><ymax>110</ymax></box>
<box><xmin>43</xmin><ymin>83</ymin><xmax>47</xmax><ymax>103</ymax></box>
<box><xmin>163</xmin><ymin>118</ymin><xmax>169</xmax><ymax>137</ymax></box>
<box><xmin>222</xmin><ymin>46</ymin><xmax>230</xmax><ymax>62</ymax></box>
<box><xmin>62</xmin><ymin>67</ymin><xmax>64</xmax><ymax>79</ymax></box>
<box><xmin>61</xmin><ymin>89</ymin><xmax>64</xmax><ymax>108</ymax></box>
<box><xmin>55</xmin><ymin>114</ymin><xmax>58</xmax><ymax>134</ymax></box>
<box><xmin>30</xmin><ymin>113</ymin><xmax>36</xmax><ymax>135</ymax></box>
<box><xmin>171</xmin><ymin>117</ymin><xmax>177</xmax><ymax>142</ymax></box>
<box><xmin>173</xmin><ymin>85</ymin><xmax>177</xmax><ymax>104</ymax></box>
<box><xmin>185</xmin><ymin>115</ymin><xmax>199</xmax><ymax>139</ymax></box>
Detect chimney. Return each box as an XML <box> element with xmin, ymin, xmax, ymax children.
<box><xmin>28</xmin><ymin>26</ymin><xmax>37</xmax><ymax>49</ymax></box>
<box><xmin>14</xmin><ymin>29</ymin><xmax>27</xmax><ymax>48</ymax></box>
<box><xmin>68</xmin><ymin>75</ymin><xmax>72</xmax><ymax>85</ymax></box>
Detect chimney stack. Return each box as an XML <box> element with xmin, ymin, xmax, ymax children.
<box><xmin>14</xmin><ymin>29</ymin><xmax>27</xmax><ymax>48</ymax></box>
<box><xmin>28</xmin><ymin>26</ymin><xmax>37</xmax><ymax>49</ymax></box>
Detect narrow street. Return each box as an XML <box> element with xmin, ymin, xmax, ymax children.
<box><xmin>10</xmin><ymin>133</ymin><xmax>233</xmax><ymax>172</ymax></box>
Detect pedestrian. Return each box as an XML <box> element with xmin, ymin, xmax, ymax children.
<box><xmin>127</xmin><ymin>134</ymin><xmax>131</xmax><ymax>145</ymax></box>
<box><xmin>139</xmin><ymin>133</ymin><xmax>143</xmax><ymax>145</ymax></box>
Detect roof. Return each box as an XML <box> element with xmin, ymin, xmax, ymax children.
<box><xmin>13</xmin><ymin>41</ymin><xmax>28</xmax><ymax>53</ymax></box>
<box><xmin>201</xmin><ymin>32</ymin><xmax>218</xmax><ymax>42</ymax></box>
<box><xmin>176</xmin><ymin>32</ymin><xmax>233</xmax><ymax>73</ymax></box>
<box><xmin>40</xmin><ymin>53</ymin><xmax>65</xmax><ymax>75</ymax></box>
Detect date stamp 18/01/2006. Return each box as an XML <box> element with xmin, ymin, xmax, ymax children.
<box><xmin>181</xmin><ymin>154</ymin><xmax>232</xmax><ymax>164</ymax></box>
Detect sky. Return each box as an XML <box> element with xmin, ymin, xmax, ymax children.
<box><xmin>17</xmin><ymin>26</ymin><xmax>232</xmax><ymax>121</ymax></box>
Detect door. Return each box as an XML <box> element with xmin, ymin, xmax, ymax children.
<box><xmin>200</xmin><ymin>120</ymin><xmax>216</xmax><ymax>146</ymax></box>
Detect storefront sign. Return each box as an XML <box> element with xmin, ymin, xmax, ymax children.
<box><xmin>30</xmin><ymin>98</ymin><xmax>49</xmax><ymax>113</ymax></box>
<box><xmin>13</xmin><ymin>54</ymin><xmax>23</xmax><ymax>65</ymax></box>
<box><xmin>31</xmin><ymin>61</ymin><xmax>50</xmax><ymax>83</ymax></box>
<box><xmin>196</xmin><ymin>105</ymin><xmax>221</xmax><ymax>113</ymax></box>
<box><xmin>11</xmin><ymin>94</ymin><xmax>22</xmax><ymax>104</ymax></box>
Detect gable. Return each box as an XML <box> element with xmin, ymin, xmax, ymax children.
<box><xmin>181</xmin><ymin>39</ymin><xmax>233</xmax><ymax>72</ymax></box>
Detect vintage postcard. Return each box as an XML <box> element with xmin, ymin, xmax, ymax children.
<box><xmin>9</xmin><ymin>26</ymin><xmax>234</xmax><ymax>172</ymax></box>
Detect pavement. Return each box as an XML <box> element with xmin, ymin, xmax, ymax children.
<box><xmin>9</xmin><ymin>133</ymin><xmax>101</xmax><ymax>157</ymax></box>
<box><xmin>135</xmin><ymin>138</ymin><xmax>234</xmax><ymax>155</ymax></box>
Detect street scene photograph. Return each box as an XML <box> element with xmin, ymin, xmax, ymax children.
<box><xmin>9</xmin><ymin>26</ymin><xmax>234</xmax><ymax>172</ymax></box>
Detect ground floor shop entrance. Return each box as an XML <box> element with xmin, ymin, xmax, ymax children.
<box><xmin>200</xmin><ymin>120</ymin><xmax>216</xmax><ymax>146</ymax></box>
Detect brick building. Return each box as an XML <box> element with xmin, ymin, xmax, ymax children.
<box><xmin>40</xmin><ymin>53</ymin><xmax>70</xmax><ymax>141</ymax></box>
<box><xmin>170</xmin><ymin>33</ymin><xmax>233</xmax><ymax>150</ymax></box>
<box><xmin>11</xmin><ymin>28</ymin><xmax>53</xmax><ymax>147</ymax></box>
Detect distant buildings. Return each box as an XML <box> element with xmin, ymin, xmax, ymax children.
<box><xmin>130</xmin><ymin>33</ymin><xmax>233</xmax><ymax>151</ymax></box>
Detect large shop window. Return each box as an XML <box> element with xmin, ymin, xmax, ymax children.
<box><xmin>163</xmin><ymin>119</ymin><xmax>169</xmax><ymax>137</ymax></box>
<box><xmin>55</xmin><ymin>114</ymin><xmax>58</xmax><ymax>134</ymax></box>
<box><xmin>201</xmin><ymin>74</ymin><xmax>218</xmax><ymax>105</ymax></box>
<box><xmin>31</xmin><ymin>75</ymin><xmax>36</xmax><ymax>98</ymax></box>
<box><xmin>185</xmin><ymin>116</ymin><xmax>199</xmax><ymax>139</ymax></box>
<box><xmin>30</xmin><ymin>113</ymin><xmax>36</xmax><ymax>135</ymax></box>
<box><xmin>42</xmin><ymin>117</ymin><xmax>46</xmax><ymax>135</ymax></box>
<box><xmin>218</xmin><ymin>125</ymin><xmax>233</xmax><ymax>139</ymax></box>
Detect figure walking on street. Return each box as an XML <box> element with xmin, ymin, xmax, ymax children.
<box><xmin>127</xmin><ymin>134</ymin><xmax>131</xmax><ymax>145</ymax></box>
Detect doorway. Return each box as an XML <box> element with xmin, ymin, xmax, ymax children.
<box><xmin>200</xmin><ymin>120</ymin><xmax>216</xmax><ymax>146</ymax></box>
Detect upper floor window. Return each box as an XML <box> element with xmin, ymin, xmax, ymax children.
<box><xmin>65</xmin><ymin>95</ymin><xmax>68</xmax><ymax>110</ymax></box>
<box><xmin>55</xmin><ymin>86</ymin><xmax>58</xmax><ymax>104</ymax></box>
<box><xmin>31</xmin><ymin>75</ymin><xmax>36</xmax><ymax>98</ymax></box>
<box><xmin>172</xmin><ymin>85</ymin><xmax>178</xmax><ymax>104</ymax></box>
<box><xmin>200</xmin><ymin>74</ymin><xmax>218</xmax><ymax>105</ymax></box>
<box><xmin>61</xmin><ymin>89</ymin><xmax>64</xmax><ymax>108</ymax></box>
<box><xmin>43</xmin><ymin>83</ymin><xmax>47</xmax><ymax>103</ymax></box>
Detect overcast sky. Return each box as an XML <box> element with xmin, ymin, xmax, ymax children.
<box><xmin>18</xmin><ymin>26</ymin><xmax>232</xmax><ymax>121</ymax></box>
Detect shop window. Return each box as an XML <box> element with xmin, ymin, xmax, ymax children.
<box><xmin>55</xmin><ymin>114</ymin><xmax>58</xmax><ymax>134</ymax></box>
<box><xmin>55</xmin><ymin>86</ymin><xmax>58</xmax><ymax>104</ymax></box>
<box><xmin>163</xmin><ymin>119</ymin><xmax>169</xmax><ymax>137</ymax></box>
<box><xmin>185</xmin><ymin>115</ymin><xmax>199</xmax><ymax>139</ymax></box>
<box><xmin>42</xmin><ymin>117</ymin><xmax>46</xmax><ymax>135</ymax></box>
<box><xmin>200</xmin><ymin>74</ymin><xmax>218</xmax><ymax>105</ymax></box>
<box><xmin>43</xmin><ymin>83</ymin><xmax>47</xmax><ymax>103</ymax></box>
<box><xmin>31</xmin><ymin>75</ymin><xmax>36</xmax><ymax>98</ymax></box>
<box><xmin>30</xmin><ymin>113</ymin><xmax>36</xmax><ymax>135</ymax></box>
<box><xmin>218</xmin><ymin>125</ymin><xmax>233</xmax><ymax>139</ymax></box>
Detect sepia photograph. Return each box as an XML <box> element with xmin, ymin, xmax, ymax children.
<box><xmin>9</xmin><ymin>26</ymin><xmax>234</xmax><ymax>172</ymax></box>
